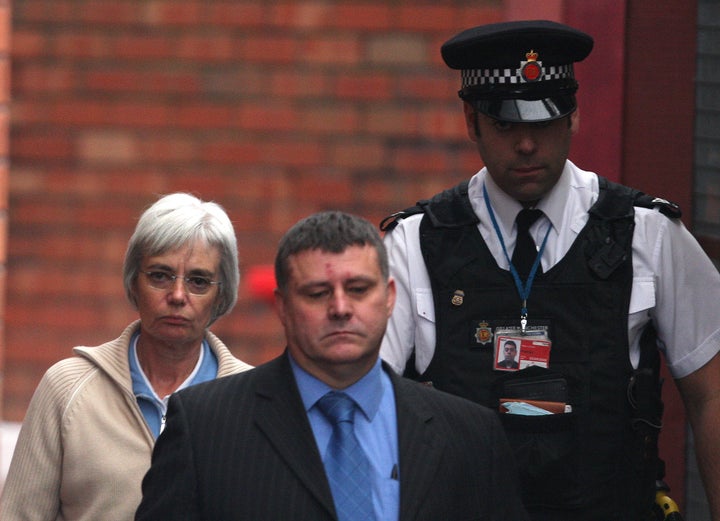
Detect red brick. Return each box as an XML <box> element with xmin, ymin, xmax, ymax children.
<box><xmin>142</xmin><ymin>1</ymin><xmax>203</xmax><ymax>26</ymax></box>
<box><xmin>355</xmin><ymin>177</ymin><xmax>404</xmax><ymax>208</ymax></box>
<box><xmin>9</xmin><ymin>29</ymin><xmax>46</xmax><ymax>58</ymax></box>
<box><xmin>81</xmin><ymin>1</ymin><xmax>141</xmax><ymax>24</ymax></box>
<box><xmin>138</xmin><ymin>135</ymin><xmax>199</xmax><ymax>163</ymax></box>
<box><xmin>0</xmin><ymin>5</ymin><xmax>11</xmax><ymax>54</ymax></box>
<box><xmin>15</xmin><ymin>167</ymin><xmax>166</xmax><ymax>198</ymax></box>
<box><xmin>172</xmin><ymin>104</ymin><xmax>239</xmax><ymax>129</ymax></box>
<box><xmin>0</xmin><ymin>217</ymin><xmax>7</xmax><ymax>264</ymax></box>
<box><xmin>241</xmin><ymin>36</ymin><xmax>299</xmax><ymax>64</ymax></box>
<box><xmin>302</xmin><ymin>36</ymin><xmax>362</xmax><ymax>65</ymax></box>
<box><xmin>391</xmin><ymin>145</ymin><xmax>453</xmax><ymax>174</ymax></box>
<box><xmin>15</xmin><ymin>1</ymin><xmax>76</xmax><ymax>24</ymax></box>
<box><xmin>9</xmin><ymin>196</ymin><xmax>140</xmax><ymax>229</ymax></box>
<box><xmin>290</xmin><ymin>172</ymin><xmax>355</xmax><ymax>205</ymax></box>
<box><xmin>364</xmin><ymin>106</ymin><xmax>422</xmax><ymax>137</ymax></box>
<box><xmin>13</xmin><ymin>63</ymin><xmax>77</xmax><ymax>93</ymax></box>
<box><xmin>329</xmin><ymin>141</ymin><xmax>385</xmax><ymax>169</ymax></box>
<box><xmin>299</xmin><ymin>105</ymin><xmax>361</xmax><ymax>135</ymax></box>
<box><xmin>0</xmin><ymin>163</ymin><xmax>8</xmax><ymax>209</ymax></box>
<box><xmin>9</xmin><ymin>230</ymin><xmax>127</xmax><ymax>262</ymax></box>
<box><xmin>34</xmin><ymin>100</ymin><xmax>169</xmax><ymax>127</ymax></box>
<box><xmin>367</xmin><ymin>34</ymin><xmax>427</xmax><ymax>66</ymax></box>
<box><xmin>55</xmin><ymin>33</ymin><xmax>112</xmax><ymax>59</ymax></box>
<box><xmin>84</xmin><ymin>69</ymin><xmax>202</xmax><ymax>94</ymax></box>
<box><xmin>335</xmin><ymin>73</ymin><xmax>393</xmax><ymax>101</ymax></box>
<box><xmin>206</xmin><ymin>3</ymin><xmax>266</xmax><ymax>28</ymax></box>
<box><xmin>202</xmin><ymin>140</ymin><xmax>263</xmax><ymax>165</ymax></box>
<box><xmin>259</xmin><ymin>139</ymin><xmax>325</xmax><ymax>168</ymax></box>
<box><xmin>9</xmin><ymin>265</ymin><xmax>121</xmax><ymax>299</ymax></box>
<box><xmin>270</xmin><ymin>3</ymin><xmax>334</xmax><ymax>30</ymax></box>
<box><xmin>11</xmin><ymin>133</ymin><xmax>74</xmax><ymax>160</ymax></box>
<box><xmin>239</xmin><ymin>103</ymin><xmax>300</xmax><ymax>132</ymax></box>
<box><xmin>419</xmin><ymin>107</ymin><xmax>469</xmax><ymax>140</ymax></box>
<box><xmin>334</xmin><ymin>5</ymin><xmax>392</xmax><ymax>30</ymax></box>
<box><xmin>270</xmin><ymin>70</ymin><xmax>331</xmax><ymax>99</ymax></box>
<box><xmin>456</xmin><ymin>6</ymin><xmax>504</xmax><ymax>28</ymax></box>
<box><xmin>397</xmin><ymin>6</ymin><xmax>463</xmax><ymax>32</ymax></box>
<box><xmin>396</xmin><ymin>74</ymin><xmax>456</xmax><ymax>101</ymax></box>
<box><xmin>108</xmin><ymin>34</ymin><xmax>177</xmax><ymax>60</ymax></box>
<box><xmin>207</xmin><ymin>68</ymin><xmax>269</xmax><ymax>98</ymax></box>
<box><xmin>0</xmin><ymin>109</ymin><xmax>8</xmax><ymax>154</ymax></box>
<box><xmin>176</xmin><ymin>35</ymin><xmax>236</xmax><ymax>62</ymax></box>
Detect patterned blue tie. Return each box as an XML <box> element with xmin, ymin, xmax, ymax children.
<box><xmin>317</xmin><ymin>391</ymin><xmax>374</xmax><ymax>521</ymax></box>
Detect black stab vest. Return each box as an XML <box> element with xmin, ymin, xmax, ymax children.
<box><xmin>400</xmin><ymin>178</ymin><xmax>667</xmax><ymax>520</ymax></box>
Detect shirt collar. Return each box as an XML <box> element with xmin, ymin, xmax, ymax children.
<box><xmin>288</xmin><ymin>353</ymin><xmax>384</xmax><ymax>422</ymax></box>
<box><xmin>535</xmin><ymin>161</ymin><xmax>572</xmax><ymax>232</ymax></box>
<box><xmin>477</xmin><ymin>160</ymin><xmax>571</xmax><ymax>234</ymax></box>
<box><xmin>129</xmin><ymin>331</ymin><xmax>213</xmax><ymax>402</ymax></box>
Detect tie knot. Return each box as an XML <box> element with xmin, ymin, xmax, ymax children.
<box><xmin>515</xmin><ymin>208</ymin><xmax>543</xmax><ymax>233</ymax></box>
<box><xmin>317</xmin><ymin>392</ymin><xmax>356</xmax><ymax>425</ymax></box>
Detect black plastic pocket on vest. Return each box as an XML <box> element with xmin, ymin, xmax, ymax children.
<box><xmin>499</xmin><ymin>411</ymin><xmax>581</xmax><ymax>510</ymax></box>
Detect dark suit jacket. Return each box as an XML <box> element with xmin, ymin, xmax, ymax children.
<box><xmin>135</xmin><ymin>353</ymin><xmax>528</xmax><ymax>521</ymax></box>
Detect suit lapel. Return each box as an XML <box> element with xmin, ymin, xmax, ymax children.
<box><xmin>252</xmin><ymin>355</ymin><xmax>337</xmax><ymax>518</ymax></box>
<box><xmin>250</xmin><ymin>357</ymin><xmax>447</xmax><ymax>521</ymax></box>
<box><xmin>391</xmin><ymin>372</ymin><xmax>447</xmax><ymax>521</ymax></box>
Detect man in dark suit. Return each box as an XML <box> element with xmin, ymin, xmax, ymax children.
<box><xmin>135</xmin><ymin>211</ymin><xmax>528</xmax><ymax>521</ymax></box>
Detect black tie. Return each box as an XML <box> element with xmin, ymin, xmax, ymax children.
<box><xmin>512</xmin><ymin>209</ymin><xmax>543</xmax><ymax>279</ymax></box>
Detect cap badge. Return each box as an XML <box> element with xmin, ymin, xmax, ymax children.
<box><xmin>519</xmin><ymin>50</ymin><xmax>543</xmax><ymax>82</ymax></box>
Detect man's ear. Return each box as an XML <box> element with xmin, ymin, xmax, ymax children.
<box><xmin>273</xmin><ymin>288</ymin><xmax>286</xmax><ymax>326</ymax></box>
<box><xmin>463</xmin><ymin>101</ymin><xmax>479</xmax><ymax>142</ymax></box>
<box><xmin>570</xmin><ymin>109</ymin><xmax>580</xmax><ymax>134</ymax></box>
<box><xmin>385</xmin><ymin>277</ymin><xmax>397</xmax><ymax>318</ymax></box>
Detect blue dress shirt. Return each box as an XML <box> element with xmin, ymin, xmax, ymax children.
<box><xmin>289</xmin><ymin>354</ymin><xmax>400</xmax><ymax>521</ymax></box>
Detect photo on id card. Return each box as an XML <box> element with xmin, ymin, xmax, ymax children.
<box><xmin>494</xmin><ymin>332</ymin><xmax>551</xmax><ymax>372</ymax></box>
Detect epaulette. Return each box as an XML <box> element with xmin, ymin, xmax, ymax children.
<box><xmin>379</xmin><ymin>204</ymin><xmax>425</xmax><ymax>232</ymax></box>
<box><xmin>633</xmin><ymin>194</ymin><xmax>682</xmax><ymax>219</ymax></box>
<box><xmin>380</xmin><ymin>181</ymin><xmax>476</xmax><ymax>232</ymax></box>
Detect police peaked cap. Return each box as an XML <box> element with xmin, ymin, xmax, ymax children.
<box><xmin>442</xmin><ymin>20</ymin><xmax>594</xmax><ymax>122</ymax></box>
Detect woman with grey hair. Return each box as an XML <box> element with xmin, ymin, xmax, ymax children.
<box><xmin>0</xmin><ymin>193</ymin><xmax>252</xmax><ymax>521</ymax></box>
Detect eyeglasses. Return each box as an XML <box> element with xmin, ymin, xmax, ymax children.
<box><xmin>141</xmin><ymin>270</ymin><xmax>221</xmax><ymax>296</ymax></box>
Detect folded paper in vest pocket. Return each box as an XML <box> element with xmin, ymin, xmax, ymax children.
<box><xmin>499</xmin><ymin>398</ymin><xmax>569</xmax><ymax>415</ymax></box>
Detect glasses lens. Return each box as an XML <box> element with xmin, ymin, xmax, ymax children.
<box><xmin>143</xmin><ymin>271</ymin><xmax>217</xmax><ymax>295</ymax></box>
<box><xmin>145</xmin><ymin>271</ymin><xmax>173</xmax><ymax>289</ymax></box>
<box><xmin>185</xmin><ymin>276</ymin><xmax>212</xmax><ymax>295</ymax></box>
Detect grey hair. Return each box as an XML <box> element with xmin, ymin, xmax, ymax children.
<box><xmin>123</xmin><ymin>193</ymin><xmax>239</xmax><ymax>324</ymax></box>
<box><xmin>275</xmin><ymin>210</ymin><xmax>388</xmax><ymax>292</ymax></box>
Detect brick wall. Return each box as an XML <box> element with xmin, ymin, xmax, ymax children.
<box><xmin>4</xmin><ymin>1</ymin><xmax>504</xmax><ymax>421</ymax></box>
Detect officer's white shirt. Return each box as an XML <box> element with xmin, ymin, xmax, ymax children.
<box><xmin>381</xmin><ymin>160</ymin><xmax>720</xmax><ymax>379</ymax></box>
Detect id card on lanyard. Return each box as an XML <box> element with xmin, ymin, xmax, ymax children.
<box><xmin>483</xmin><ymin>183</ymin><xmax>553</xmax><ymax>370</ymax></box>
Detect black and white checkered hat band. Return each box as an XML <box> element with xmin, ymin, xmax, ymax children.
<box><xmin>461</xmin><ymin>63</ymin><xmax>574</xmax><ymax>88</ymax></box>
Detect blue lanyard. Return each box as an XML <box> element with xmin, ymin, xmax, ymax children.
<box><xmin>483</xmin><ymin>183</ymin><xmax>551</xmax><ymax>333</ymax></box>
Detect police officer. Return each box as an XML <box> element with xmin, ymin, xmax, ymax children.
<box><xmin>380</xmin><ymin>20</ymin><xmax>720</xmax><ymax>521</ymax></box>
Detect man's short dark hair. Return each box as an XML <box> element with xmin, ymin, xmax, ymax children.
<box><xmin>275</xmin><ymin>211</ymin><xmax>389</xmax><ymax>291</ymax></box>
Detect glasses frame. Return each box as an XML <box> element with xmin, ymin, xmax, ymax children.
<box><xmin>141</xmin><ymin>270</ymin><xmax>222</xmax><ymax>296</ymax></box>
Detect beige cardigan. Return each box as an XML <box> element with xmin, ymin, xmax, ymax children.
<box><xmin>0</xmin><ymin>320</ymin><xmax>252</xmax><ymax>521</ymax></box>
